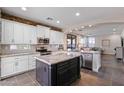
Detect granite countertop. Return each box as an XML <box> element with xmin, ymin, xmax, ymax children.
<box><xmin>35</xmin><ymin>51</ymin><xmax>81</xmax><ymax>65</ymax></box>
<box><xmin>0</xmin><ymin>52</ymin><xmax>40</xmax><ymax>58</ymax></box>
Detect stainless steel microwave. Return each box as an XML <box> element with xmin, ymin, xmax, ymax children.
<box><xmin>37</xmin><ymin>37</ymin><xmax>49</xmax><ymax>44</ymax></box>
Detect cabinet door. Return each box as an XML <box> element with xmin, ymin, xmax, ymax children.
<box><xmin>3</xmin><ymin>19</ymin><xmax>14</xmax><ymax>44</ymax></box>
<box><xmin>28</xmin><ymin>55</ymin><xmax>36</xmax><ymax>70</ymax></box>
<box><xmin>23</xmin><ymin>24</ymin><xmax>30</xmax><ymax>44</ymax></box>
<box><xmin>14</xmin><ymin>56</ymin><xmax>28</xmax><ymax>73</ymax></box>
<box><xmin>13</xmin><ymin>22</ymin><xmax>24</xmax><ymax>44</ymax></box>
<box><xmin>29</xmin><ymin>26</ymin><xmax>37</xmax><ymax>44</ymax></box>
<box><xmin>50</xmin><ymin>30</ymin><xmax>56</xmax><ymax>44</ymax></box>
<box><xmin>1</xmin><ymin>20</ymin><xmax>5</xmax><ymax>43</ymax></box>
<box><xmin>44</xmin><ymin>29</ymin><xmax>50</xmax><ymax>38</ymax></box>
<box><xmin>1</xmin><ymin>58</ymin><xmax>15</xmax><ymax>77</ymax></box>
<box><xmin>28</xmin><ymin>54</ymin><xmax>40</xmax><ymax>70</ymax></box>
<box><xmin>59</xmin><ymin>32</ymin><xmax>64</xmax><ymax>44</ymax></box>
<box><xmin>37</xmin><ymin>26</ymin><xmax>45</xmax><ymax>38</ymax></box>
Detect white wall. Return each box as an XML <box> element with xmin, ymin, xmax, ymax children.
<box><xmin>94</xmin><ymin>34</ymin><xmax>121</xmax><ymax>55</ymax></box>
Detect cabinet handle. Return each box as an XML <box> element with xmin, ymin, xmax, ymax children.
<box><xmin>30</xmin><ymin>40</ymin><xmax>32</xmax><ymax>43</ymax></box>
<box><xmin>15</xmin><ymin>58</ymin><xmax>19</xmax><ymax>60</ymax></box>
<box><xmin>15</xmin><ymin>62</ymin><xmax>18</xmax><ymax>66</ymax></box>
<box><xmin>11</xmin><ymin>39</ymin><xmax>14</xmax><ymax>43</ymax></box>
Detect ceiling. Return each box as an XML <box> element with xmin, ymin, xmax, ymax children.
<box><xmin>1</xmin><ymin>7</ymin><xmax>124</xmax><ymax>36</ymax></box>
<box><xmin>2</xmin><ymin>7</ymin><xmax>124</xmax><ymax>29</ymax></box>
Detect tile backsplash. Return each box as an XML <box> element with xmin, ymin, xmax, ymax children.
<box><xmin>0</xmin><ymin>44</ymin><xmax>64</xmax><ymax>54</ymax></box>
<box><xmin>0</xmin><ymin>44</ymin><xmax>36</xmax><ymax>54</ymax></box>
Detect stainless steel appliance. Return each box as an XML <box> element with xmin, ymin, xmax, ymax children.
<box><xmin>43</xmin><ymin>38</ymin><xmax>49</xmax><ymax>44</ymax></box>
<box><xmin>37</xmin><ymin>37</ymin><xmax>44</xmax><ymax>44</ymax></box>
<box><xmin>36</xmin><ymin>47</ymin><xmax>51</xmax><ymax>55</ymax></box>
<box><xmin>81</xmin><ymin>53</ymin><xmax>93</xmax><ymax>70</ymax></box>
<box><xmin>37</xmin><ymin>37</ymin><xmax>49</xmax><ymax>44</ymax></box>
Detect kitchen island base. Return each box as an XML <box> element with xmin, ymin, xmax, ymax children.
<box><xmin>36</xmin><ymin>56</ymin><xmax>81</xmax><ymax>86</ymax></box>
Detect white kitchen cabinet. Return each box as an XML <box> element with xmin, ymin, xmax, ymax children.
<box><xmin>50</xmin><ymin>30</ymin><xmax>56</xmax><ymax>44</ymax></box>
<box><xmin>59</xmin><ymin>32</ymin><xmax>64</xmax><ymax>44</ymax></box>
<box><xmin>29</xmin><ymin>25</ymin><xmax>37</xmax><ymax>44</ymax></box>
<box><xmin>23</xmin><ymin>24</ymin><xmax>30</xmax><ymax>44</ymax></box>
<box><xmin>13</xmin><ymin>22</ymin><xmax>24</xmax><ymax>44</ymax></box>
<box><xmin>37</xmin><ymin>25</ymin><xmax>50</xmax><ymax>38</ymax></box>
<box><xmin>2</xmin><ymin>19</ymin><xmax>14</xmax><ymax>44</ymax></box>
<box><xmin>37</xmin><ymin>25</ymin><xmax>45</xmax><ymax>38</ymax></box>
<box><xmin>1</xmin><ymin>19</ymin><xmax>5</xmax><ymax>43</ymax></box>
<box><xmin>1</xmin><ymin>55</ymin><xmax>28</xmax><ymax>78</ymax></box>
<box><xmin>44</xmin><ymin>28</ymin><xmax>50</xmax><ymax>38</ymax></box>
<box><xmin>28</xmin><ymin>54</ymin><xmax>40</xmax><ymax>70</ymax></box>
<box><xmin>14</xmin><ymin>56</ymin><xmax>28</xmax><ymax>73</ymax></box>
<box><xmin>50</xmin><ymin>30</ymin><xmax>64</xmax><ymax>44</ymax></box>
<box><xmin>1</xmin><ymin>19</ymin><xmax>37</xmax><ymax>44</ymax></box>
<box><xmin>1</xmin><ymin>57</ymin><xmax>15</xmax><ymax>77</ymax></box>
<box><xmin>121</xmin><ymin>31</ymin><xmax>124</xmax><ymax>39</ymax></box>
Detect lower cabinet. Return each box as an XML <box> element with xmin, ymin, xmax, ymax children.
<box><xmin>0</xmin><ymin>53</ymin><xmax>40</xmax><ymax>79</ymax></box>
<box><xmin>1</xmin><ymin>57</ymin><xmax>15</xmax><ymax>77</ymax></box>
<box><xmin>28</xmin><ymin>54</ymin><xmax>40</xmax><ymax>70</ymax></box>
<box><xmin>14</xmin><ymin>56</ymin><xmax>28</xmax><ymax>73</ymax></box>
<box><xmin>36</xmin><ymin>57</ymin><xmax>81</xmax><ymax>86</ymax></box>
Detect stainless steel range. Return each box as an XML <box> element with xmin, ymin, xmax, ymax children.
<box><xmin>36</xmin><ymin>47</ymin><xmax>51</xmax><ymax>55</ymax></box>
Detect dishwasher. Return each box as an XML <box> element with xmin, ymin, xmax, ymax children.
<box><xmin>81</xmin><ymin>53</ymin><xmax>93</xmax><ymax>70</ymax></box>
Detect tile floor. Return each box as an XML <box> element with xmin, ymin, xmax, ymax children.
<box><xmin>0</xmin><ymin>55</ymin><xmax>124</xmax><ymax>86</ymax></box>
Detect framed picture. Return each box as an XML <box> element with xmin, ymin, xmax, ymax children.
<box><xmin>102</xmin><ymin>39</ymin><xmax>110</xmax><ymax>47</ymax></box>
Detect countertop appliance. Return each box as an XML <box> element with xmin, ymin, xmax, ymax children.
<box><xmin>36</xmin><ymin>47</ymin><xmax>51</xmax><ymax>55</ymax></box>
<box><xmin>81</xmin><ymin>53</ymin><xmax>93</xmax><ymax>70</ymax></box>
<box><xmin>37</xmin><ymin>37</ymin><xmax>49</xmax><ymax>44</ymax></box>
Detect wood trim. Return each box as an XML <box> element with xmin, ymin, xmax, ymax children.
<box><xmin>1</xmin><ymin>12</ymin><xmax>62</xmax><ymax>32</ymax></box>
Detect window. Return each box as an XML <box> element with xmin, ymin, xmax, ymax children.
<box><xmin>88</xmin><ymin>37</ymin><xmax>95</xmax><ymax>47</ymax></box>
<box><xmin>80</xmin><ymin>36</ymin><xmax>95</xmax><ymax>47</ymax></box>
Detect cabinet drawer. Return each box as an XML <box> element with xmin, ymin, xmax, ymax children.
<box><xmin>82</xmin><ymin>53</ymin><xmax>93</xmax><ymax>61</ymax></box>
<box><xmin>1</xmin><ymin>57</ymin><xmax>15</xmax><ymax>62</ymax></box>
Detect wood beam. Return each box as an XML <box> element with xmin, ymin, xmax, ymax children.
<box><xmin>1</xmin><ymin>12</ymin><xmax>62</xmax><ymax>32</ymax></box>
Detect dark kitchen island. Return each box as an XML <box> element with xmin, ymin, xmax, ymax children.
<box><xmin>35</xmin><ymin>52</ymin><xmax>81</xmax><ymax>86</ymax></box>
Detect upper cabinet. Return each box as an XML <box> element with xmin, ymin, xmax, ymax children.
<box><xmin>50</xmin><ymin>30</ymin><xmax>64</xmax><ymax>44</ymax></box>
<box><xmin>121</xmin><ymin>31</ymin><xmax>124</xmax><ymax>39</ymax></box>
<box><xmin>37</xmin><ymin>25</ymin><xmax>50</xmax><ymax>38</ymax></box>
<box><xmin>0</xmin><ymin>19</ymin><xmax>64</xmax><ymax>45</ymax></box>
<box><xmin>1</xmin><ymin>19</ymin><xmax>37</xmax><ymax>44</ymax></box>
<box><xmin>2</xmin><ymin>19</ymin><xmax>14</xmax><ymax>44</ymax></box>
<box><xmin>13</xmin><ymin>22</ymin><xmax>24</xmax><ymax>44</ymax></box>
<box><xmin>23</xmin><ymin>24</ymin><xmax>30</xmax><ymax>44</ymax></box>
<box><xmin>29</xmin><ymin>25</ymin><xmax>37</xmax><ymax>44</ymax></box>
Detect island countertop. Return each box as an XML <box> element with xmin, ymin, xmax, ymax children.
<box><xmin>35</xmin><ymin>52</ymin><xmax>81</xmax><ymax>65</ymax></box>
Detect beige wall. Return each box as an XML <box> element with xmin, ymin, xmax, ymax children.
<box><xmin>94</xmin><ymin>34</ymin><xmax>121</xmax><ymax>55</ymax></box>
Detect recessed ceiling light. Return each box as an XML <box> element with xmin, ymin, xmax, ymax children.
<box><xmin>74</xmin><ymin>28</ymin><xmax>78</xmax><ymax>31</ymax></box>
<box><xmin>75</xmin><ymin>12</ymin><xmax>80</xmax><ymax>16</ymax></box>
<box><xmin>57</xmin><ymin>20</ymin><xmax>60</xmax><ymax>24</ymax></box>
<box><xmin>81</xmin><ymin>26</ymin><xmax>85</xmax><ymax>28</ymax></box>
<box><xmin>89</xmin><ymin>25</ymin><xmax>92</xmax><ymax>27</ymax></box>
<box><xmin>21</xmin><ymin>7</ymin><xmax>27</xmax><ymax>11</ymax></box>
<box><xmin>113</xmin><ymin>28</ymin><xmax>116</xmax><ymax>31</ymax></box>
